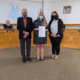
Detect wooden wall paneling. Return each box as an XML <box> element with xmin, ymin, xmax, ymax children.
<box><xmin>0</xmin><ymin>30</ymin><xmax>6</xmax><ymax>49</ymax></box>
<box><xmin>0</xmin><ymin>24</ymin><xmax>80</xmax><ymax>49</ymax></box>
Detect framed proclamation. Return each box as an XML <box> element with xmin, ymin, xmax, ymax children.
<box><xmin>39</xmin><ymin>26</ymin><xmax>46</xmax><ymax>37</ymax></box>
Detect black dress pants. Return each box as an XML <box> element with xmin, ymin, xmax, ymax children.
<box><xmin>50</xmin><ymin>36</ymin><xmax>63</xmax><ymax>55</ymax></box>
<box><xmin>20</xmin><ymin>38</ymin><xmax>31</xmax><ymax>58</ymax></box>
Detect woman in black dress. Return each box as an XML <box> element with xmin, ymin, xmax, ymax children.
<box><xmin>33</xmin><ymin>12</ymin><xmax>48</xmax><ymax>61</ymax></box>
<box><xmin>48</xmin><ymin>11</ymin><xmax>63</xmax><ymax>59</ymax></box>
<box><xmin>3</xmin><ymin>19</ymin><xmax>12</xmax><ymax>28</ymax></box>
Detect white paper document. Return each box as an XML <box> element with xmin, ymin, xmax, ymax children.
<box><xmin>39</xmin><ymin>26</ymin><xmax>45</xmax><ymax>37</ymax></box>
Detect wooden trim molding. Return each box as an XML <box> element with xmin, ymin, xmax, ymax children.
<box><xmin>0</xmin><ymin>24</ymin><xmax>80</xmax><ymax>27</ymax></box>
<box><xmin>65</xmin><ymin>24</ymin><xmax>80</xmax><ymax>26</ymax></box>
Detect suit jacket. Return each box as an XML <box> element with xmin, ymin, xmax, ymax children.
<box><xmin>3</xmin><ymin>24</ymin><xmax>12</xmax><ymax>28</ymax></box>
<box><xmin>48</xmin><ymin>18</ymin><xmax>63</xmax><ymax>38</ymax></box>
<box><xmin>17</xmin><ymin>17</ymin><xmax>33</xmax><ymax>39</ymax></box>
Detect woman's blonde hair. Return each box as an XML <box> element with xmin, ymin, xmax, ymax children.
<box><xmin>6</xmin><ymin>19</ymin><xmax>11</xmax><ymax>26</ymax></box>
<box><xmin>22</xmin><ymin>8</ymin><xmax>28</xmax><ymax>14</ymax></box>
<box><xmin>37</xmin><ymin>12</ymin><xmax>47</xmax><ymax>25</ymax></box>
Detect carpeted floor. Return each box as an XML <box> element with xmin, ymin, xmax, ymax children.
<box><xmin>0</xmin><ymin>47</ymin><xmax>80</xmax><ymax>80</ymax></box>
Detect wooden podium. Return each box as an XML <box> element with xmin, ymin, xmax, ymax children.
<box><xmin>0</xmin><ymin>29</ymin><xmax>20</xmax><ymax>49</ymax></box>
<box><xmin>0</xmin><ymin>28</ymin><xmax>80</xmax><ymax>49</ymax></box>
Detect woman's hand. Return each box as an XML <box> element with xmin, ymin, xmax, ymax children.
<box><xmin>34</xmin><ymin>28</ymin><xmax>39</xmax><ymax>31</ymax></box>
<box><xmin>54</xmin><ymin>34</ymin><xmax>57</xmax><ymax>37</ymax></box>
<box><xmin>50</xmin><ymin>34</ymin><xmax>57</xmax><ymax>38</ymax></box>
<box><xmin>45</xmin><ymin>29</ymin><xmax>48</xmax><ymax>32</ymax></box>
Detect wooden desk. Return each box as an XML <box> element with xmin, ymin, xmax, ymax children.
<box><xmin>0</xmin><ymin>29</ymin><xmax>80</xmax><ymax>49</ymax></box>
<box><xmin>60</xmin><ymin>29</ymin><xmax>80</xmax><ymax>49</ymax></box>
<box><xmin>0</xmin><ymin>29</ymin><xmax>20</xmax><ymax>49</ymax></box>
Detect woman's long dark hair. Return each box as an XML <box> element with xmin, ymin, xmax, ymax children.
<box><xmin>51</xmin><ymin>11</ymin><xmax>59</xmax><ymax>20</ymax></box>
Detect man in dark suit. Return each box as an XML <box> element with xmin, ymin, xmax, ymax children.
<box><xmin>17</xmin><ymin>8</ymin><xmax>33</xmax><ymax>63</ymax></box>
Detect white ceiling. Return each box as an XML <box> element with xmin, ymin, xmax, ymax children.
<box><xmin>20</xmin><ymin>0</ymin><xmax>71</xmax><ymax>1</ymax></box>
<box><xmin>4</xmin><ymin>0</ymin><xmax>75</xmax><ymax>3</ymax></box>
<box><xmin>19</xmin><ymin>0</ymin><xmax>72</xmax><ymax>2</ymax></box>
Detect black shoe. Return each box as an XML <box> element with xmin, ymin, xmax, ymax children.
<box><xmin>37</xmin><ymin>59</ymin><xmax>40</xmax><ymax>61</ymax></box>
<box><xmin>27</xmin><ymin>58</ymin><xmax>32</xmax><ymax>62</ymax></box>
<box><xmin>22</xmin><ymin>57</ymin><xmax>27</xmax><ymax>63</ymax></box>
<box><xmin>41</xmin><ymin>59</ymin><xmax>44</xmax><ymax>61</ymax></box>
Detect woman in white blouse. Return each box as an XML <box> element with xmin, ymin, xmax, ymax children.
<box><xmin>48</xmin><ymin>11</ymin><xmax>63</xmax><ymax>59</ymax></box>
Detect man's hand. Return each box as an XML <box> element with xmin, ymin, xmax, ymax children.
<box><xmin>50</xmin><ymin>34</ymin><xmax>57</xmax><ymax>38</ymax></box>
<box><xmin>23</xmin><ymin>31</ymin><xmax>29</xmax><ymax>38</ymax></box>
<box><xmin>23</xmin><ymin>34</ymin><xmax>28</xmax><ymax>38</ymax></box>
<box><xmin>23</xmin><ymin>31</ymin><xmax>29</xmax><ymax>35</ymax></box>
<box><xmin>23</xmin><ymin>31</ymin><xmax>26</xmax><ymax>34</ymax></box>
